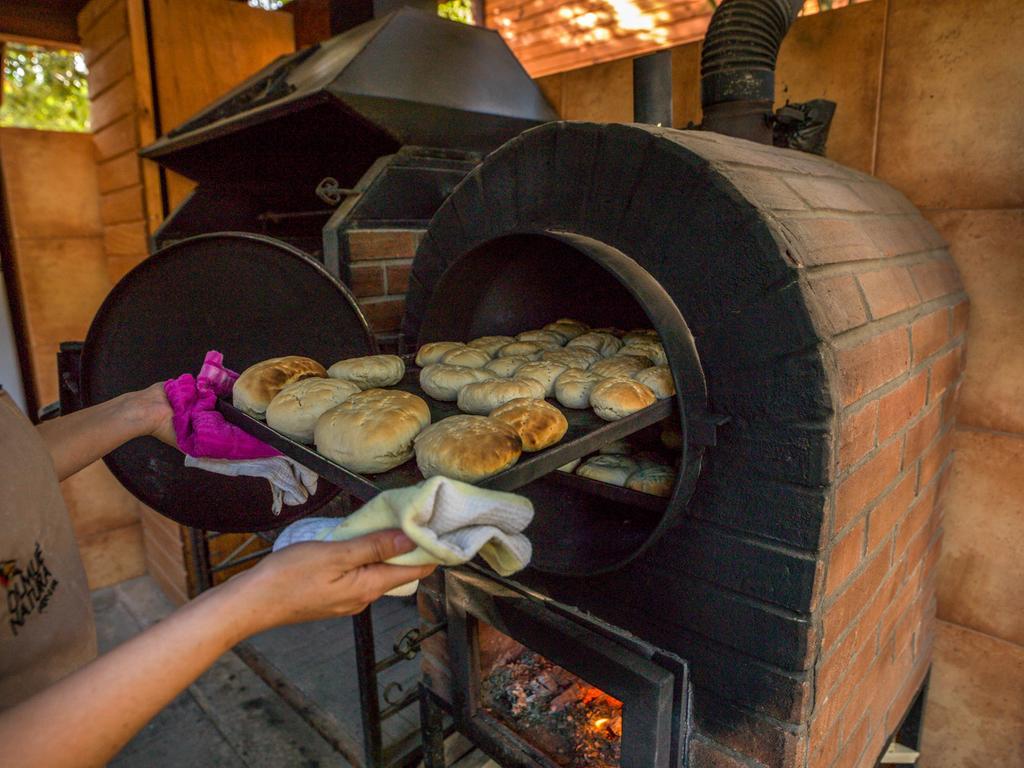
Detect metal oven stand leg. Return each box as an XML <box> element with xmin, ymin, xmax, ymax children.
<box><xmin>353</xmin><ymin>607</ymin><xmax>385</xmax><ymax>767</ymax></box>
<box><xmin>419</xmin><ymin>685</ymin><xmax>447</xmax><ymax>768</ymax></box>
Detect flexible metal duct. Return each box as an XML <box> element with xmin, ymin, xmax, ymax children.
<box><xmin>700</xmin><ymin>0</ymin><xmax>805</xmax><ymax>143</ymax></box>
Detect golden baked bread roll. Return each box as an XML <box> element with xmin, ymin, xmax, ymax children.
<box><xmin>623</xmin><ymin>328</ymin><xmax>659</xmax><ymax>344</ymax></box>
<box><xmin>516</xmin><ymin>330</ymin><xmax>566</xmax><ymax>347</ymax></box>
<box><xmin>591</xmin><ymin>326</ymin><xmax>625</xmax><ymax>338</ymax></box>
<box><xmin>567</xmin><ymin>332</ymin><xmax>622</xmax><ymax>358</ymax></box>
<box><xmin>414</xmin><ymin>415</ymin><xmax>522</xmax><ymax>483</ymax></box>
<box><xmin>314</xmin><ymin>389</ymin><xmax>430</xmax><ymax>473</ymax></box>
<box><xmin>233</xmin><ymin>356</ymin><xmax>327</xmax><ymax>418</ymax></box>
<box><xmin>589</xmin><ymin>378</ymin><xmax>657</xmax><ymax>421</ymax></box>
<box><xmin>484</xmin><ymin>356</ymin><xmax>531</xmax><ymax>378</ymax></box>
<box><xmin>625</xmin><ymin>465</ymin><xmax>676</xmax><ymax>497</ymax></box>
<box><xmin>554</xmin><ymin>368</ymin><xmax>604</xmax><ymax>409</ymax></box>
<box><xmin>327</xmin><ymin>354</ymin><xmax>405</xmax><ymax>390</ymax></box>
<box><xmin>544</xmin><ymin>320</ymin><xmax>587</xmax><ymax>340</ymax></box>
<box><xmin>542</xmin><ymin>348</ymin><xmax>601</xmax><ymax>369</ymax></box>
<box><xmin>660</xmin><ymin>419</ymin><xmax>683</xmax><ymax>450</ymax></box>
<box><xmin>440</xmin><ymin>346</ymin><xmax>491</xmax><ymax>368</ymax></box>
<box><xmin>496</xmin><ymin>341</ymin><xmax>545</xmax><ymax>360</ymax></box>
<box><xmin>633</xmin><ymin>365</ymin><xmax>675</xmax><ymax>399</ymax></box>
<box><xmin>457</xmin><ymin>377</ymin><xmax>545</xmax><ymax>415</ymax></box>
<box><xmin>489</xmin><ymin>398</ymin><xmax>568</xmax><ymax>452</ymax></box>
<box><xmin>576</xmin><ymin>454</ymin><xmax>639</xmax><ymax>486</ymax></box>
<box><xmin>598</xmin><ymin>438</ymin><xmax>635</xmax><ymax>455</ymax></box>
<box><xmin>621</xmin><ymin>339</ymin><xmax>667</xmax><ymax>366</ymax></box>
<box><xmin>266</xmin><ymin>377</ymin><xmax>360</xmax><ymax>443</ymax></box>
<box><xmin>467</xmin><ymin>335</ymin><xmax>515</xmax><ymax>357</ymax></box>
<box><xmin>515</xmin><ymin>361</ymin><xmax>569</xmax><ymax>397</ymax></box>
<box><xmin>419</xmin><ymin>364</ymin><xmax>492</xmax><ymax>402</ymax></box>
<box><xmin>590</xmin><ymin>355</ymin><xmax>652</xmax><ymax>379</ymax></box>
<box><xmin>415</xmin><ymin>341</ymin><xmax>465</xmax><ymax>367</ymax></box>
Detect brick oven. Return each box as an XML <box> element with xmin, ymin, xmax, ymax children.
<box><xmin>75</xmin><ymin>3</ymin><xmax>967</xmax><ymax>766</ymax></box>
<box><xmin>408</xmin><ymin>120</ymin><xmax>966</xmax><ymax>768</ymax></box>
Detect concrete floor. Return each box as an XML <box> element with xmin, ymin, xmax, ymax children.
<box><xmin>93</xmin><ymin>575</ymin><xmax>422</xmax><ymax>767</ymax></box>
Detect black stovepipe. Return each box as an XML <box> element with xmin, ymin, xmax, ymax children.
<box><xmin>700</xmin><ymin>0</ymin><xmax>805</xmax><ymax>143</ymax></box>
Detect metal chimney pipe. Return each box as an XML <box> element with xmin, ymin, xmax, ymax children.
<box><xmin>699</xmin><ymin>0</ymin><xmax>804</xmax><ymax>143</ymax></box>
<box><xmin>633</xmin><ymin>50</ymin><xmax>673</xmax><ymax>126</ymax></box>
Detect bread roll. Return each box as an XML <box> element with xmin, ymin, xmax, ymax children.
<box><xmin>590</xmin><ymin>355</ymin><xmax>652</xmax><ymax>379</ymax></box>
<box><xmin>558</xmin><ymin>458</ymin><xmax>581</xmax><ymax>473</ymax></box>
<box><xmin>497</xmin><ymin>341</ymin><xmax>544</xmax><ymax>360</ymax></box>
<box><xmin>598</xmin><ymin>438</ymin><xmax>635</xmax><ymax>456</ymax></box>
<box><xmin>266</xmin><ymin>377</ymin><xmax>360</xmax><ymax>443</ymax></box>
<box><xmin>489</xmin><ymin>398</ymin><xmax>568</xmax><ymax>452</ymax></box>
<box><xmin>233</xmin><ymin>356</ymin><xmax>327</xmax><ymax>418</ymax></box>
<box><xmin>415</xmin><ymin>341</ymin><xmax>465</xmax><ymax>367</ymax></box>
<box><xmin>544</xmin><ymin>320</ymin><xmax>586</xmax><ymax>340</ymax></box>
<box><xmin>516</xmin><ymin>330</ymin><xmax>565</xmax><ymax>347</ymax></box>
<box><xmin>327</xmin><ymin>354</ymin><xmax>405</xmax><ymax>389</ymax></box>
<box><xmin>576</xmin><ymin>454</ymin><xmax>639</xmax><ymax>486</ymax></box>
<box><xmin>542</xmin><ymin>348</ymin><xmax>601</xmax><ymax>369</ymax></box>
<box><xmin>626</xmin><ymin>465</ymin><xmax>676</xmax><ymax>497</ymax></box>
<box><xmin>467</xmin><ymin>335</ymin><xmax>515</xmax><ymax>357</ymax></box>
<box><xmin>621</xmin><ymin>339</ymin><xmax>667</xmax><ymax>366</ymax></box>
<box><xmin>567</xmin><ymin>332</ymin><xmax>622</xmax><ymax>358</ymax></box>
<box><xmin>457</xmin><ymin>377</ymin><xmax>545</xmax><ymax>415</ymax></box>
<box><xmin>589</xmin><ymin>378</ymin><xmax>657</xmax><ymax>421</ymax></box>
<box><xmin>314</xmin><ymin>389</ymin><xmax>430</xmax><ymax>473</ymax></box>
<box><xmin>660</xmin><ymin>419</ymin><xmax>683</xmax><ymax>450</ymax></box>
<box><xmin>414</xmin><ymin>415</ymin><xmax>522</xmax><ymax>483</ymax></box>
<box><xmin>553</xmin><ymin>318</ymin><xmax>589</xmax><ymax>332</ymax></box>
<box><xmin>623</xmin><ymin>328</ymin><xmax>659</xmax><ymax>344</ymax></box>
<box><xmin>440</xmin><ymin>346</ymin><xmax>491</xmax><ymax>368</ymax></box>
<box><xmin>554</xmin><ymin>368</ymin><xmax>604</xmax><ymax>409</ymax></box>
<box><xmin>591</xmin><ymin>326</ymin><xmax>625</xmax><ymax>338</ymax></box>
<box><xmin>634</xmin><ymin>365</ymin><xmax>675</xmax><ymax>399</ymax></box>
<box><xmin>515</xmin><ymin>361</ymin><xmax>569</xmax><ymax>397</ymax></box>
<box><xmin>419</xmin><ymin>364</ymin><xmax>492</xmax><ymax>402</ymax></box>
<box><xmin>484</xmin><ymin>356</ymin><xmax>531</xmax><ymax>378</ymax></box>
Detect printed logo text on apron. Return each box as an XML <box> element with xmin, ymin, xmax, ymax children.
<box><xmin>1</xmin><ymin>543</ymin><xmax>59</xmax><ymax>636</ymax></box>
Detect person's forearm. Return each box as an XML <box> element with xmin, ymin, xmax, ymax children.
<box><xmin>0</xmin><ymin>575</ymin><xmax>259</xmax><ymax>768</ymax></box>
<box><xmin>36</xmin><ymin>386</ymin><xmax>169</xmax><ymax>481</ymax></box>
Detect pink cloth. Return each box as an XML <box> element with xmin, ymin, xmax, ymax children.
<box><xmin>164</xmin><ymin>351</ymin><xmax>280</xmax><ymax>460</ymax></box>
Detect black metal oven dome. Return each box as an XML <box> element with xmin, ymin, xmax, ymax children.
<box><xmin>403</xmin><ymin>120</ymin><xmax>831</xmax><ymax>578</ymax></box>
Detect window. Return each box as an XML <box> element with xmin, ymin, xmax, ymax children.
<box><xmin>0</xmin><ymin>43</ymin><xmax>90</xmax><ymax>133</ymax></box>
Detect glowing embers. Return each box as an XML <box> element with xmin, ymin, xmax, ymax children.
<box><xmin>479</xmin><ymin>628</ymin><xmax>624</xmax><ymax>768</ymax></box>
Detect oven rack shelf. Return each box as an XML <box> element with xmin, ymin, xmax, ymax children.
<box><xmin>217</xmin><ymin>366</ymin><xmax>674</xmax><ymax>504</ymax></box>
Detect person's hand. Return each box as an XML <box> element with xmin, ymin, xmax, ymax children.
<box><xmin>131</xmin><ymin>382</ymin><xmax>178</xmax><ymax>448</ymax></box>
<box><xmin>226</xmin><ymin>530</ymin><xmax>435</xmax><ymax>634</ymax></box>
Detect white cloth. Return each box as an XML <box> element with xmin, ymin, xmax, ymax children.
<box><xmin>184</xmin><ymin>455</ymin><xmax>318</xmax><ymax>515</ymax></box>
<box><xmin>274</xmin><ymin>476</ymin><xmax>534</xmax><ymax>596</ymax></box>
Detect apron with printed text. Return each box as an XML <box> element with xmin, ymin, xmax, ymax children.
<box><xmin>0</xmin><ymin>389</ymin><xmax>96</xmax><ymax>708</ymax></box>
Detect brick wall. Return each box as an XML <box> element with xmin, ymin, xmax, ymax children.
<box><xmin>346</xmin><ymin>228</ymin><xmax>425</xmax><ymax>335</ymax></box>
<box><xmin>404</xmin><ymin>115</ymin><xmax>959</xmax><ymax>766</ymax></box>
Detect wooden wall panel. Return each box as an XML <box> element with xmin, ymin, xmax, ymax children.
<box><xmin>147</xmin><ymin>0</ymin><xmax>294</xmax><ymax>210</ymax></box>
<box><xmin>0</xmin><ymin>126</ymin><xmax>146</xmax><ymax>589</ymax></box>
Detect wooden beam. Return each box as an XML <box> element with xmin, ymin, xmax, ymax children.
<box><xmin>0</xmin><ymin>3</ymin><xmax>81</xmax><ymax>46</ymax></box>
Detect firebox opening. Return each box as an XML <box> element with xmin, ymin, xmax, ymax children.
<box><xmin>416</xmin><ymin>231</ymin><xmax>706</xmax><ymax>577</ymax></box>
<box><xmin>478</xmin><ymin>619</ymin><xmax>624</xmax><ymax>768</ymax></box>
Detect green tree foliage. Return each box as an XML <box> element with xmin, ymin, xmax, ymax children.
<box><xmin>438</xmin><ymin>0</ymin><xmax>475</xmax><ymax>24</ymax></box>
<box><xmin>0</xmin><ymin>43</ymin><xmax>90</xmax><ymax>132</ymax></box>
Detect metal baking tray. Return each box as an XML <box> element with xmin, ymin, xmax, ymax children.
<box><xmin>217</xmin><ymin>366</ymin><xmax>674</xmax><ymax>502</ymax></box>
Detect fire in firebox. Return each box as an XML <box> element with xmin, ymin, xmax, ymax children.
<box><xmin>480</xmin><ymin>646</ymin><xmax>624</xmax><ymax>768</ymax></box>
